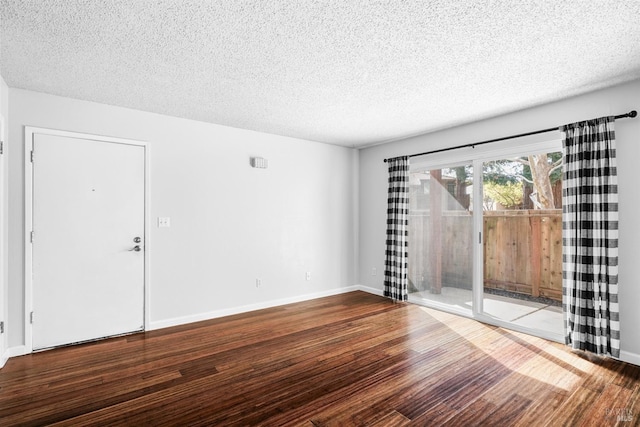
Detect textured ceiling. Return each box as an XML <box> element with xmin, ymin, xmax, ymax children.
<box><xmin>2</xmin><ymin>1</ymin><xmax>640</xmax><ymax>147</ymax></box>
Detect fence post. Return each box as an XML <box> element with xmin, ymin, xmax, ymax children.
<box><xmin>530</xmin><ymin>214</ymin><xmax>541</xmax><ymax>298</ymax></box>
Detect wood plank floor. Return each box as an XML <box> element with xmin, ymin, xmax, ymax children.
<box><xmin>1</xmin><ymin>291</ymin><xmax>639</xmax><ymax>426</ymax></box>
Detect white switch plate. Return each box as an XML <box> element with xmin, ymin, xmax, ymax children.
<box><xmin>158</xmin><ymin>217</ymin><xmax>171</xmax><ymax>228</ymax></box>
<box><xmin>256</xmin><ymin>278</ymin><xmax>262</xmax><ymax>288</ymax></box>
<box><xmin>306</xmin><ymin>272</ymin><xmax>311</xmax><ymax>281</ymax></box>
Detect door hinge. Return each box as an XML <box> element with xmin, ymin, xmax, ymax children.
<box><xmin>30</xmin><ymin>231</ymin><xmax>35</xmax><ymax>243</ymax></box>
<box><xmin>30</xmin><ymin>150</ymin><xmax>34</xmax><ymax>162</ymax></box>
<box><xmin>30</xmin><ymin>312</ymin><xmax>34</xmax><ymax>324</ymax></box>
<box><xmin>0</xmin><ymin>141</ymin><xmax>3</xmax><ymax>155</ymax></box>
<box><xmin>0</xmin><ymin>321</ymin><xmax>4</xmax><ymax>334</ymax></box>
<box><xmin>479</xmin><ymin>232</ymin><xmax>482</xmax><ymax>244</ymax></box>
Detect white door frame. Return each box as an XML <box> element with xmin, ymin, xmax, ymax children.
<box><xmin>0</xmin><ymin>114</ymin><xmax>6</xmax><ymax>366</ymax></box>
<box><xmin>24</xmin><ymin>127</ymin><xmax>150</xmax><ymax>353</ymax></box>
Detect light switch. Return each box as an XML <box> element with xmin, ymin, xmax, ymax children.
<box><xmin>158</xmin><ymin>217</ymin><xmax>171</xmax><ymax>228</ymax></box>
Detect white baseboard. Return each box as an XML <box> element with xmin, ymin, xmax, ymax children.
<box><xmin>7</xmin><ymin>345</ymin><xmax>28</xmax><ymax>357</ymax></box>
<box><xmin>148</xmin><ymin>286</ymin><xmax>360</xmax><ymax>331</ymax></box>
<box><xmin>619</xmin><ymin>350</ymin><xmax>640</xmax><ymax>367</ymax></box>
<box><xmin>355</xmin><ymin>284</ymin><xmax>384</xmax><ymax>297</ymax></box>
<box><xmin>0</xmin><ymin>345</ymin><xmax>29</xmax><ymax>369</ymax></box>
<box><xmin>1</xmin><ymin>345</ymin><xmax>28</xmax><ymax>367</ymax></box>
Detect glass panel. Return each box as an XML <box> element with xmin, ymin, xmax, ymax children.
<box><xmin>481</xmin><ymin>152</ymin><xmax>563</xmax><ymax>336</ymax></box>
<box><xmin>409</xmin><ymin>164</ymin><xmax>474</xmax><ymax>315</ymax></box>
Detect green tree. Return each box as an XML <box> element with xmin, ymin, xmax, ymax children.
<box><xmin>483</xmin><ymin>181</ymin><xmax>524</xmax><ymax>210</ymax></box>
<box><xmin>484</xmin><ymin>153</ymin><xmax>562</xmax><ymax>209</ymax></box>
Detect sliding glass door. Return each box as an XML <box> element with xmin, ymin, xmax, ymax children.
<box><xmin>409</xmin><ymin>163</ymin><xmax>475</xmax><ymax>316</ymax></box>
<box><xmin>408</xmin><ymin>140</ymin><xmax>564</xmax><ymax>341</ymax></box>
<box><xmin>480</xmin><ymin>151</ymin><xmax>563</xmax><ymax>337</ymax></box>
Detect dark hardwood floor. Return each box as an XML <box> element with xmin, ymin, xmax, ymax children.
<box><xmin>1</xmin><ymin>291</ymin><xmax>639</xmax><ymax>426</ymax></box>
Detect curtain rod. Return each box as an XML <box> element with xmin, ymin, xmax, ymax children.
<box><xmin>383</xmin><ymin>110</ymin><xmax>637</xmax><ymax>163</ymax></box>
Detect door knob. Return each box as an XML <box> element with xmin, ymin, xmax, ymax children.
<box><xmin>129</xmin><ymin>245</ymin><xmax>141</xmax><ymax>252</ymax></box>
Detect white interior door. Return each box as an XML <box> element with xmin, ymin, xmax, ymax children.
<box><xmin>32</xmin><ymin>133</ymin><xmax>145</xmax><ymax>350</ymax></box>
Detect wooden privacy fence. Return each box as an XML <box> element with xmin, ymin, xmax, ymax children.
<box><xmin>484</xmin><ymin>210</ymin><xmax>562</xmax><ymax>301</ymax></box>
<box><xmin>408</xmin><ymin>209</ymin><xmax>562</xmax><ymax>302</ymax></box>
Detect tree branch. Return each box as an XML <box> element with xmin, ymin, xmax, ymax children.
<box><xmin>516</xmin><ymin>174</ymin><xmax>533</xmax><ymax>184</ymax></box>
<box><xmin>548</xmin><ymin>163</ymin><xmax>563</xmax><ymax>176</ymax></box>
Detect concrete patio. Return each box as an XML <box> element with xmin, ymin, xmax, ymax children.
<box><xmin>410</xmin><ymin>287</ymin><xmax>563</xmax><ymax>337</ymax></box>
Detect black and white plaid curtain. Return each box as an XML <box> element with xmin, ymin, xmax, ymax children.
<box><xmin>384</xmin><ymin>156</ymin><xmax>410</xmax><ymax>302</ymax></box>
<box><xmin>561</xmin><ymin>116</ymin><xmax>620</xmax><ymax>358</ymax></box>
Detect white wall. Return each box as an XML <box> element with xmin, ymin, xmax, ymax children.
<box><xmin>0</xmin><ymin>74</ymin><xmax>8</xmax><ymax>365</ymax></box>
<box><xmin>359</xmin><ymin>79</ymin><xmax>640</xmax><ymax>364</ymax></box>
<box><xmin>7</xmin><ymin>89</ymin><xmax>358</xmax><ymax>349</ymax></box>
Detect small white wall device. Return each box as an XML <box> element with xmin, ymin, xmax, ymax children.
<box><xmin>250</xmin><ymin>157</ymin><xmax>268</xmax><ymax>169</ymax></box>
